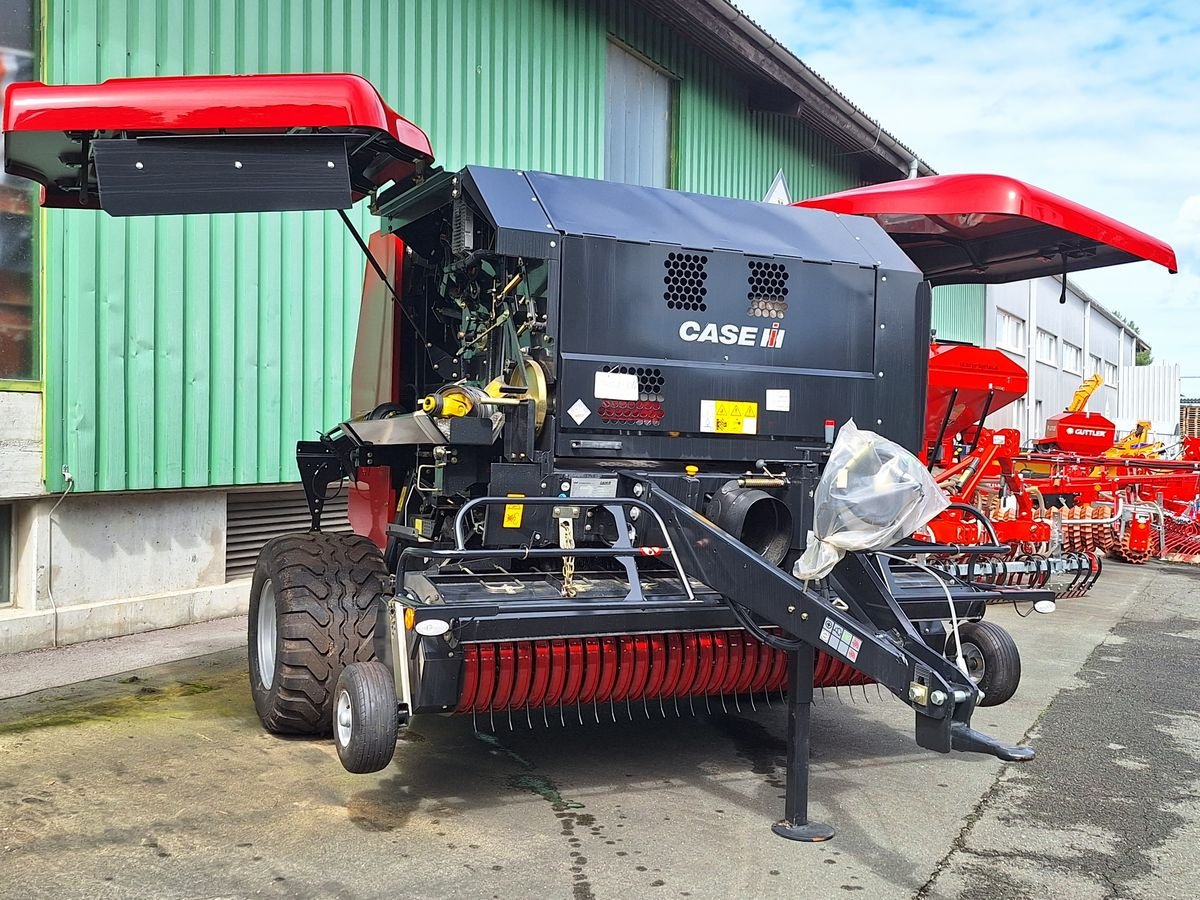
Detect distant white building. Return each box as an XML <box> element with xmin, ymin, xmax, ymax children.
<box><xmin>982</xmin><ymin>276</ymin><xmax>1177</xmax><ymax>443</ymax></box>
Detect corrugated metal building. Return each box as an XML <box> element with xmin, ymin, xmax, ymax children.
<box><xmin>1116</xmin><ymin>365</ymin><xmax>1181</xmax><ymax>444</ymax></box>
<box><xmin>983</xmin><ymin>276</ymin><xmax>1160</xmax><ymax>443</ymax></box>
<box><xmin>3</xmin><ymin>0</ymin><xmax>982</xmax><ymax>651</ymax></box>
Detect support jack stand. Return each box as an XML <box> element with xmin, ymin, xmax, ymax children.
<box><xmin>772</xmin><ymin>643</ymin><xmax>834</xmax><ymax>842</ymax></box>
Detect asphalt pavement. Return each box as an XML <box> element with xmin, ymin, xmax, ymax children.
<box><xmin>1</xmin><ymin>562</ymin><xmax>1196</xmax><ymax>899</ymax></box>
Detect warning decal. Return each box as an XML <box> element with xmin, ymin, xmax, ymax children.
<box><xmin>503</xmin><ymin>494</ymin><xmax>525</xmax><ymax>528</ymax></box>
<box><xmin>819</xmin><ymin>616</ymin><xmax>861</xmax><ymax>662</ymax></box>
<box><xmin>700</xmin><ymin>400</ymin><xmax>759</xmax><ymax>435</ymax></box>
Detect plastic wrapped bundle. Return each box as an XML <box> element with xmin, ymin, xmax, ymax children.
<box><xmin>793</xmin><ymin>420</ymin><xmax>949</xmax><ymax>581</ymax></box>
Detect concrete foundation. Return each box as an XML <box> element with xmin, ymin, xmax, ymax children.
<box><xmin>1</xmin><ymin>486</ymin><xmax>249</xmax><ymax>655</ymax></box>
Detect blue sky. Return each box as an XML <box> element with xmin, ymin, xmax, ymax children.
<box><xmin>735</xmin><ymin>0</ymin><xmax>1200</xmax><ymax>377</ymax></box>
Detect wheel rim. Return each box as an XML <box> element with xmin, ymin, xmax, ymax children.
<box><xmin>961</xmin><ymin>641</ymin><xmax>985</xmax><ymax>683</ymax></box>
<box><xmin>257</xmin><ymin>580</ymin><xmax>278</xmax><ymax>691</ymax></box>
<box><xmin>336</xmin><ymin>689</ymin><xmax>353</xmax><ymax>747</ymax></box>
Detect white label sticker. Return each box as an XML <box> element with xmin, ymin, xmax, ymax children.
<box><xmin>567</xmin><ymin>398</ymin><xmax>591</xmax><ymax>425</ymax></box>
<box><xmin>570</xmin><ymin>475</ymin><xmax>619</xmax><ymax>499</ymax></box>
<box><xmin>765</xmin><ymin>389</ymin><xmax>790</xmax><ymax>412</ymax></box>
<box><xmin>594</xmin><ymin>370</ymin><xmax>639</xmax><ymax>401</ymax></box>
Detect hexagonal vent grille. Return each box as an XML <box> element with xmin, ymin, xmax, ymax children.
<box><xmin>664</xmin><ymin>252</ymin><xmax>708</xmax><ymax>312</ymax></box>
<box><xmin>747</xmin><ymin>260</ymin><xmax>789</xmax><ymax>318</ymax></box>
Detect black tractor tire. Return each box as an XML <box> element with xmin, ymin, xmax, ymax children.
<box><xmin>247</xmin><ymin>532</ymin><xmax>388</xmax><ymax>735</ymax></box>
<box><xmin>333</xmin><ymin>661</ymin><xmax>400</xmax><ymax>774</ymax></box>
<box><xmin>957</xmin><ymin>620</ymin><xmax>1021</xmax><ymax>707</ymax></box>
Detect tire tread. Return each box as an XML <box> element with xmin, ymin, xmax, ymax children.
<box><xmin>248</xmin><ymin>532</ymin><xmax>387</xmax><ymax>735</ymax></box>
<box><xmin>959</xmin><ymin>620</ymin><xmax>1021</xmax><ymax>707</ymax></box>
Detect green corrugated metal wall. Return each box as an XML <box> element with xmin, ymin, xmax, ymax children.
<box><xmin>43</xmin><ymin>0</ymin><xmax>861</xmax><ymax>492</ymax></box>
<box><xmin>930</xmin><ymin>284</ymin><xmax>986</xmax><ymax>344</ymax></box>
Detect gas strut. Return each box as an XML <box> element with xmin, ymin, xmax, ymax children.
<box><xmin>639</xmin><ymin>481</ymin><xmax>1035</xmax><ymax>840</ymax></box>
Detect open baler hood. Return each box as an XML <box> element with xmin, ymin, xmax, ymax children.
<box><xmin>2</xmin><ymin>74</ymin><xmax>434</xmax><ymax>215</ymax></box>
<box><xmin>797</xmin><ymin>174</ymin><xmax>1177</xmax><ymax>286</ymax></box>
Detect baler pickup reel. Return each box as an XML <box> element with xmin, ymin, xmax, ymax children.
<box><xmin>395</xmin><ymin>475</ymin><xmax>1035</xmax><ymax>842</ymax></box>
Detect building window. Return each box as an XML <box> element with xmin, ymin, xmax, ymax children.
<box><xmin>997</xmin><ymin>311</ymin><xmax>1026</xmax><ymax>354</ymax></box>
<box><xmin>0</xmin><ymin>1</ymin><xmax>38</xmax><ymax>382</ymax></box>
<box><xmin>1103</xmin><ymin>360</ymin><xmax>1118</xmax><ymax>387</ymax></box>
<box><xmin>1035</xmin><ymin>400</ymin><xmax>1044</xmax><ymax>430</ymax></box>
<box><xmin>605</xmin><ymin>41</ymin><xmax>675</xmax><ymax>188</ymax></box>
<box><xmin>1035</xmin><ymin>329</ymin><xmax>1058</xmax><ymax>365</ymax></box>
<box><xmin>1063</xmin><ymin>341</ymin><xmax>1083</xmax><ymax>374</ymax></box>
<box><xmin>0</xmin><ymin>504</ymin><xmax>12</xmax><ymax>606</ymax></box>
<box><xmin>1090</xmin><ymin>354</ymin><xmax>1103</xmax><ymax>377</ymax></box>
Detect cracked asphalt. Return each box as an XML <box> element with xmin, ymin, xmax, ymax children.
<box><xmin>1</xmin><ymin>561</ymin><xmax>1197</xmax><ymax>899</ymax></box>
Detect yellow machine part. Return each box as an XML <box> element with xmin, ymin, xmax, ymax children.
<box><xmin>1067</xmin><ymin>374</ymin><xmax>1103</xmax><ymax>413</ymax></box>
<box><xmin>484</xmin><ymin>358</ymin><xmax>549</xmax><ymax>432</ymax></box>
<box><xmin>421</xmin><ymin>358</ymin><xmax>549</xmax><ymax>431</ymax></box>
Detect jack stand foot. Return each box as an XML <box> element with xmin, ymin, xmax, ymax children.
<box><xmin>772</xmin><ymin>819</ymin><xmax>835</xmax><ymax>842</ymax></box>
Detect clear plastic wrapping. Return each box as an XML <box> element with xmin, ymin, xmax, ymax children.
<box><xmin>793</xmin><ymin>419</ymin><xmax>949</xmax><ymax>581</ymax></box>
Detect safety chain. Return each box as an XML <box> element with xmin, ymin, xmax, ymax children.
<box><xmin>558</xmin><ymin>515</ymin><xmax>577</xmax><ymax>598</ymax></box>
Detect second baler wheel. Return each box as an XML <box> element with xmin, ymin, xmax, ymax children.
<box><xmin>956</xmin><ymin>621</ymin><xmax>1021</xmax><ymax>707</ymax></box>
<box><xmin>248</xmin><ymin>532</ymin><xmax>388</xmax><ymax>735</ymax></box>
<box><xmin>333</xmin><ymin>661</ymin><xmax>399</xmax><ymax>774</ymax></box>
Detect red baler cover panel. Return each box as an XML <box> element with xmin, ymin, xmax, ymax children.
<box><xmin>3</xmin><ymin>74</ymin><xmax>433</xmax><ymax>210</ymax></box>
<box><xmin>3</xmin><ymin>73</ymin><xmax>431</xmax><ymax>155</ymax></box>
<box><xmin>798</xmin><ymin>174</ymin><xmax>1177</xmax><ymax>286</ymax></box>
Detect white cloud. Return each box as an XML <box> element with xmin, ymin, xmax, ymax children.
<box><xmin>735</xmin><ymin>0</ymin><xmax>1200</xmax><ymax>372</ymax></box>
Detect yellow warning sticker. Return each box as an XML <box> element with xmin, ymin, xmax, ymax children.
<box><xmin>700</xmin><ymin>400</ymin><xmax>759</xmax><ymax>435</ymax></box>
<box><xmin>503</xmin><ymin>494</ymin><xmax>526</xmax><ymax>528</ymax></box>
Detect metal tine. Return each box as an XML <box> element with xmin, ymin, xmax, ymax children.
<box><xmin>779</xmin><ymin>687</ymin><xmax>786</xmax><ymax>706</ymax></box>
<box><xmin>593</xmin><ymin>698</ymin><xmax>601</xmax><ymax>725</ymax></box>
<box><xmin>526</xmin><ymin>705</ymin><xmax>533</xmax><ymax>729</ymax></box>
<box><xmin>747</xmin><ymin>690</ymin><xmax>756</xmax><ymax>712</ymax></box>
<box><xmin>472</xmin><ymin>709</ymin><xmax>478</xmax><ymax>733</ymax></box>
<box><xmin>876</xmin><ymin>683</ymin><xmax>885</xmax><ymax>702</ymax></box>
<box><xmin>704</xmin><ymin>692</ymin><xmax>712</xmax><ymax>715</ymax></box>
<box><xmin>719</xmin><ymin>691</ymin><xmax>728</xmax><ymax>714</ymax></box>
<box><xmin>560</xmin><ymin>704</ymin><xmax>566</xmax><ymax>727</ymax></box>
<box><xmin>577</xmin><ymin>703</ymin><xmax>585</xmax><ymax>726</ymax></box>
<box><xmin>763</xmin><ymin>689</ymin><xmax>772</xmax><ymax>709</ymax></box>
<box><xmin>688</xmin><ymin>693</ymin><xmax>696</xmax><ymax>716</ymax></box>
<box><xmin>658</xmin><ymin>695</ymin><xmax>666</xmax><ymax>718</ymax></box>
<box><xmin>610</xmin><ymin>698</ymin><xmax>617</xmax><ymax>723</ymax></box>
<box><xmin>834</xmin><ymin>684</ymin><xmax>843</xmax><ymax>703</ymax></box>
<box><xmin>543</xmin><ymin>704</ymin><xmax>550</xmax><ymax>728</ymax></box>
<box><xmin>673</xmin><ymin>694</ymin><xmax>681</xmax><ymax>717</ymax></box>
<box><xmin>643</xmin><ymin>695</ymin><xmax>651</xmax><ymax>720</ymax></box>
<box><xmin>819</xmin><ymin>685</ymin><xmax>826</xmax><ymax>701</ymax></box>
<box><xmin>733</xmin><ymin>691</ymin><xmax>742</xmax><ymax>713</ymax></box>
<box><xmin>848</xmin><ymin>684</ymin><xmax>856</xmax><ymax>704</ymax></box>
<box><xmin>626</xmin><ymin>698</ymin><xmax>634</xmax><ymax>722</ymax></box>
<box><xmin>489</xmin><ymin>706</ymin><xmax>496</xmax><ymax>732</ymax></box>
<box><xmin>507</xmin><ymin>707</ymin><xmax>514</xmax><ymax>731</ymax></box>
<box><xmin>861</xmin><ymin>683</ymin><xmax>870</xmax><ymax>703</ymax></box>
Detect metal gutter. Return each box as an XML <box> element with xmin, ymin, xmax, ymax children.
<box><xmin>691</xmin><ymin>0</ymin><xmax>936</xmax><ymax>178</ymax></box>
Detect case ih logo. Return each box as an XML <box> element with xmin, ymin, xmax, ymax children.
<box><xmin>1065</xmin><ymin>426</ymin><xmax>1108</xmax><ymax>437</ymax></box>
<box><xmin>679</xmin><ymin>320</ymin><xmax>786</xmax><ymax>349</ymax></box>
